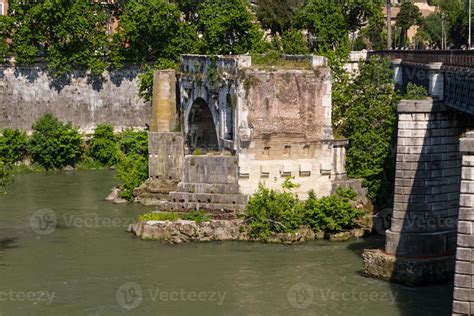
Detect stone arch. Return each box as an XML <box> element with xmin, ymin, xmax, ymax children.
<box><xmin>186</xmin><ymin>98</ymin><xmax>219</xmax><ymax>152</ymax></box>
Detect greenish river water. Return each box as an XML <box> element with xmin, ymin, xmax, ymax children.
<box><xmin>0</xmin><ymin>171</ymin><xmax>451</xmax><ymax>315</ymax></box>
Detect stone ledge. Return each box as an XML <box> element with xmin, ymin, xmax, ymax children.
<box><xmin>362</xmin><ymin>249</ymin><xmax>455</xmax><ymax>286</ymax></box>
<box><xmin>398</xmin><ymin>99</ymin><xmax>447</xmax><ymax>113</ymax></box>
<box><xmin>128</xmin><ymin>219</ymin><xmax>370</xmax><ymax>244</ymax></box>
<box><xmin>128</xmin><ymin>219</ymin><xmax>314</xmax><ymax>244</ymax></box>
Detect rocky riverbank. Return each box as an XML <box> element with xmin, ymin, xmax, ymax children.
<box><xmin>128</xmin><ymin>218</ymin><xmax>370</xmax><ymax>244</ymax></box>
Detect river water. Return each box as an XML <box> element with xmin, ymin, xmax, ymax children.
<box><xmin>0</xmin><ymin>171</ymin><xmax>452</xmax><ymax>315</ymax></box>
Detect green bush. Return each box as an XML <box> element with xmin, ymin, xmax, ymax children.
<box><xmin>88</xmin><ymin>124</ymin><xmax>119</xmax><ymax>166</ymax></box>
<box><xmin>405</xmin><ymin>82</ymin><xmax>428</xmax><ymax>100</ymax></box>
<box><xmin>138</xmin><ymin>210</ymin><xmax>210</xmax><ymax>223</ymax></box>
<box><xmin>29</xmin><ymin>114</ymin><xmax>83</xmax><ymax>170</ymax></box>
<box><xmin>138</xmin><ymin>211</ymin><xmax>179</xmax><ymax>222</ymax></box>
<box><xmin>0</xmin><ymin>128</ymin><xmax>29</xmax><ymax>164</ymax></box>
<box><xmin>302</xmin><ymin>188</ymin><xmax>364</xmax><ymax>232</ymax></box>
<box><xmin>117</xmin><ymin>129</ymin><xmax>148</xmax><ymax>158</ymax></box>
<box><xmin>115</xmin><ymin>129</ymin><xmax>149</xmax><ymax>201</ymax></box>
<box><xmin>180</xmin><ymin>211</ymin><xmax>210</xmax><ymax>224</ymax></box>
<box><xmin>244</xmin><ymin>183</ymin><xmax>303</xmax><ymax>241</ymax></box>
<box><xmin>0</xmin><ymin>161</ymin><xmax>12</xmax><ymax>193</ymax></box>
<box><xmin>116</xmin><ymin>153</ymin><xmax>148</xmax><ymax>201</ymax></box>
<box><xmin>244</xmin><ymin>183</ymin><xmax>364</xmax><ymax>240</ymax></box>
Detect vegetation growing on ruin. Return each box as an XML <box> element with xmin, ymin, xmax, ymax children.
<box><xmin>139</xmin><ymin>212</ymin><xmax>180</xmax><ymax>222</ymax></box>
<box><xmin>405</xmin><ymin>83</ymin><xmax>428</xmax><ymax>100</ymax></box>
<box><xmin>180</xmin><ymin>211</ymin><xmax>211</xmax><ymax>224</ymax></box>
<box><xmin>243</xmin><ymin>179</ymin><xmax>364</xmax><ymax>241</ymax></box>
<box><xmin>138</xmin><ymin>210</ymin><xmax>210</xmax><ymax>223</ymax></box>
<box><xmin>250</xmin><ymin>51</ymin><xmax>311</xmax><ymax>70</ymax></box>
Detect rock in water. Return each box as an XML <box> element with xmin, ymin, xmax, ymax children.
<box><xmin>105</xmin><ymin>187</ymin><xmax>121</xmax><ymax>201</ymax></box>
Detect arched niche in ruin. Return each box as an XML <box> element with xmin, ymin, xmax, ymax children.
<box><xmin>187</xmin><ymin>97</ymin><xmax>218</xmax><ymax>153</ymax></box>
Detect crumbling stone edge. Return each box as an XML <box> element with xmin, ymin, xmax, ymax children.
<box><xmin>127</xmin><ymin>219</ymin><xmax>370</xmax><ymax>245</ymax></box>
<box><xmin>362</xmin><ymin>249</ymin><xmax>455</xmax><ymax>286</ymax></box>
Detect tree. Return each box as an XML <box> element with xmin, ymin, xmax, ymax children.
<box><xmin>173</xmin><ymin>0</ymin><xmax>205</xmax><ymax>21</ymax></box>
<box><xmin>197</xmin><ymin>0</ymin><xmax>267</xmax><ymax>55</ymax></box>
<box><xmin>420</xmin><ymin>13</ymin><xmax>443</xmax><ymax>49</ymax></box>
<box><xmin>333</xmin><ymin>57</ymin><xmax>400</xmax><ymax>207</ymax></box>
<box><xmin>281</xmin><ymin>28</ymin><xmax>309</xmax><ymax>54</ymax></box>
<box><xmin>395</xmin><ymin>1</ymin><xmax>423</xmax><ymax>47</ymax></box>
<box><xmin>297</xmin><ymin>0</ymin><xmax>350</xmax><ymax>53</ymax></box>
<box><xmin>336</xmin><ymin>0</ymin><xmax>384</xmax><ymax>47</ymax></box>
<box><xmin>8</xmin><ymin>0</ymin><xmax>110</xmax><ymax>76</ymax></box>
<box><xmin>256</xmin><ymin>0</ymin><xmax>304</xmax><ymax>35</ymax></box>
<box><xmin>438</xmin><ymin>0</ymin><xmax>468</xmax><ymax>48</ymax></box>
<box><xmin>112</xmin><ymin>0</ymin><xmax>199</xmax><ymax>64</ymax></box>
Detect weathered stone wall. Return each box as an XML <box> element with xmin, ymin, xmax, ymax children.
<box><xmin>387</xmin><ymin>100</ymin><xmax>462</xmax><ymax>258</ymax></box>
<box><xmin>149</xmin><ymin>132</ymin><xmax>184</xmax><ymax>181</ymax></box>
<box><xmin>453</xmin><ymin>131</ymin><xmax>474</xmax><ymax>315</ymax></box>
<box><xmin>0</xmin><ymin>63</ymin><xmax>149</xmax><ymax>133</ymax></box>
<box><xmin>236</xmin><ymin>66</ymin><xmax>337</xmax><ymax>197</ymax></box>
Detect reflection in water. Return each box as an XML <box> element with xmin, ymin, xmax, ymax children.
<box><xmin>0</xmin><ymin>171</ymin><xmax>452</xmax><ymax>315</ymax></box>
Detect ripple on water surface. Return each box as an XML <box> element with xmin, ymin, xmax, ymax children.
<box><xmin>0</xmin><ymin>171</ymin><xmax>452</xmax><ymax>315</ymax></box>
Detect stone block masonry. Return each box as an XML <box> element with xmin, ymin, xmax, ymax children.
<box><xmin>0</xmin><ymin>63</ymin><xmax>150</xmax><ymax>133</ymax></box>
<box><xmin>363</xmin><ymin>99</ymin><xmax>474</xmax><ymax>286</ymax></box>
<box><xmin>387</xmin><ymin>100</ymin><xmax>461</xmax><ymax>259</ymax></box>
<box><xmin>453</xmin><ymin>131</ymin><xmax>474</xmax><ymax>315</ymax></box>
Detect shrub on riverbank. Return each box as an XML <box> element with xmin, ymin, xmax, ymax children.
<box><xmin>29</xmin><ymin>114</ymin><xmax>83</xmax><ymax>170</ymax></box>
<box><xmin>244</xmin><ymin>183</ymin><xmax>303</xmax><ymax>240</ymax></box>
<box><xmin>116</xmin><ymin>152</ymin><xmax>148</xmax><ymax>201</ymax></box>
<box><xmin>118</xmin><ymin>128</ymin><xmax>148</xmax><ymax>158</ymax></box>
<box><xmin>0</xmin><ymin>115</ymin><xmax>150</xmax><ymax>202</ymax></box>
<box><xmin>244</xmin><ymin>181</ymin><xmax>364</xmax><ymax>241</ymax></box>
<box><xmin>0</xmin><ymin>161</ymin><xmax>12</xmax><ymax>193</ymax></box>
<box><xmin>0</xmin><ymin>128</ymin><xmax>29</xmax><ymax>165</ymax></box>
<box><xmin>88</xmin><ymin>124</ymin><xmax>119</xmax><ymax>166</ymax></box>
<box><xmin>301</xmin><ymin>188</ymin><xmax>364</xmax><ymax>233</ymax></box>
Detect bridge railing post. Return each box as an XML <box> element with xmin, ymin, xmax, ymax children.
<box><xmin>391</xmin><ymin>59</ymin><xmax>403</xmax><ymax>89</ymax></box>
<box><xmin>427</xmin><ymin>62</ymin><xmax>444</xmax><ymax>100</ymax></box>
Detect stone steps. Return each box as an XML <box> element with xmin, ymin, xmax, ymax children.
<box><xmin>156</xmin><ymin>201</ymin><xmax>245</xmax><ymax>219</ymax></box>
<box><xmin>177</xmin><ymin>182</ymin><xmax>240</xmax><ymax>194</ymax></box>
<box><xmin>167</xmin><ymin>192</ymin><xmax>247</xmax><ymax>205</ymax></box>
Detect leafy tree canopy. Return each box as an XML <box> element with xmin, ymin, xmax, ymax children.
<box><xmin>197</xmin><ymin>0</ymin><xmax>267</xmax><ymax>55</ymax></box>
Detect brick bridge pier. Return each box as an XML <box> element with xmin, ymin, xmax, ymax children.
<box><xmin>361</xmin><ymin>50</ymin><xmax>474</xmax><ymax>315</ymax></box>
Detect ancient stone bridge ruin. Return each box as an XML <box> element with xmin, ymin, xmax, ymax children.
<box><xmin>137</xmin><ymin>54</ymin><xmax>361</xmax><ymax>218</ymax></box>
<box><xmin>364</xmin><ymin>50</ymin><xmax>474</xmax><ymax>315</ymax></box>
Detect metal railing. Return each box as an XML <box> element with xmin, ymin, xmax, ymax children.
<box><xmin>369</xmin><ymin>50</ymin><xmax>474</xmax><ymax>68</ymax></box>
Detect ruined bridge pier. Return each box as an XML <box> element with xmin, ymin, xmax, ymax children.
<box><xmin>363</xmin><ymin>51</ymin><xmax>474</xmax><ymax>315</ymax></box>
